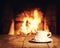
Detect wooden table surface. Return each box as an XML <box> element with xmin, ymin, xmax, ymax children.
<box><xmin>0</xmin><ymin>34</ymin><xmax>60</xmax><ymax>48</ymax></box>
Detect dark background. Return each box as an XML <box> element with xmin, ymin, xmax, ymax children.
<box><xmin>0</xmin><ymin>0</ymin><xmax>57</xmax><ymax>34</ymax></box>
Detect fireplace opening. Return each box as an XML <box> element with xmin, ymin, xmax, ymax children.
<box><xmin>0</xmin><ymin>0</ymin><xmax>56</xmax><ymax>35</ymax></box>
<box><xmin>8</xmin><ymin>5</ymin><xmax>56</xmax><ymax>36</ymax></box>
<box><xmin>10</xmin><ymin>8</ymin><xmax>50</xmax><ymax>35</ymax></box>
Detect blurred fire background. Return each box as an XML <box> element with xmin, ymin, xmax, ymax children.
<box><xmin>0</xmin><ymin>0</ymin><xmax>57</xmax><ymax>35</ymax></box>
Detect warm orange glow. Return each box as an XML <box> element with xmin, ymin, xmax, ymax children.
<box><xmin>9</xmin><ymin>8</ymin><xmax>50</xmax><ymax>35</ymax></box>
<box><xmin>20</xmin><ymin>9</ymin><xmax>43</xmax><ymax>34</ymax></box>
<box><xmin>8</xmin><ymin>19</ymin><xmax>14</xmax><ymax>35</ymax></box>
<box><xmin>44</xmin><ymin>17</ymin><xmax>50</xmax><ymax>32</ymax></box>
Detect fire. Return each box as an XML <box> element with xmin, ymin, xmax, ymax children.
<box><xmin>20</xmin><ymin>9</ymin><xmax>43</xmax><ymax>34</ymax></box>
<box><xmin>8</xmin><ymin>8</ymin><xmax>50</xmax><ymax>35</ymax></box>
<box><xmin>8</xmin><ymin>19</ymin><xmax>14</xmax><ymax>35</ymax></box>
<box><xmin>44</xmin><ymin>17</ymin><xmax>50</xmax><ymax>32</ymax></box>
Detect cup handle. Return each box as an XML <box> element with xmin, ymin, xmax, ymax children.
<box><xmin>47</xmin><ymin>32</ymin><xmax>52</xmax><ymax>38</ymax></box>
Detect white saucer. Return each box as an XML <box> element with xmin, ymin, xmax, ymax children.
<box><xmin>29</xmin><ymin>38</ymin><xmax>52</xmax><ymax>43</ymax></box>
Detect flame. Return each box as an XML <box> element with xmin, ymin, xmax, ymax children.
<box><xmin>20</xmin><ymin>8</ymin><xmax>49</xmax><ymax>34</ymax></box>
<box><xmin>8</xmin><ymin>19</ymin><xmax>14</xmax><ymax>35</ymax></box>
<box><xmin>20</xmin><ymin>9</ymin><xmax>42</xmax><ymax>34</ymax></box>
<box><xmin>44</xmin><ymin>17</ymin><xmax>50</xmax><ymax>32</ymax></box>
<box><xmin>8</xmin><ymin>8</ymin><xmax>50</xmax><ymax>35</ymax></box>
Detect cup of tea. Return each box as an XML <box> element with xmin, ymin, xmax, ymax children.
<box><xmin>34</xmin><ymin>30</ymin><xmax>52</xmax><ymax>42</ymax></box>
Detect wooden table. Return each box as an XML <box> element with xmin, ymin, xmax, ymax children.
<box><xmin>0</xmin><ymin>34</ymin><xmax>60</xmax><ymax>48</ymax></box>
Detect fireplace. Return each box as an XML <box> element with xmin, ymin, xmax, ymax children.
<box><xmin>9</xmin><ymin>8</ymin><xmax>51</xmax><ymax>35</ymax></box>
<box><xmin>0</xmin><ymin>0</ymin><xmax>59</xmax><ymax>48</ymax></box>
<box><xmin>0</xmin><ymin>0</ymin><xmax>56</xmax><ymax>35</ymax></box>
<box><xmin>9</xmin><ymin>6</ymin><xmax>56</xmax><ymax>36</ymax></box>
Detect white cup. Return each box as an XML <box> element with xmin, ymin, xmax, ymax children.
<box><xmin>34</xmin><ymin>31</ymin><xmax>52</xmax><ymax>42</ymax></box>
